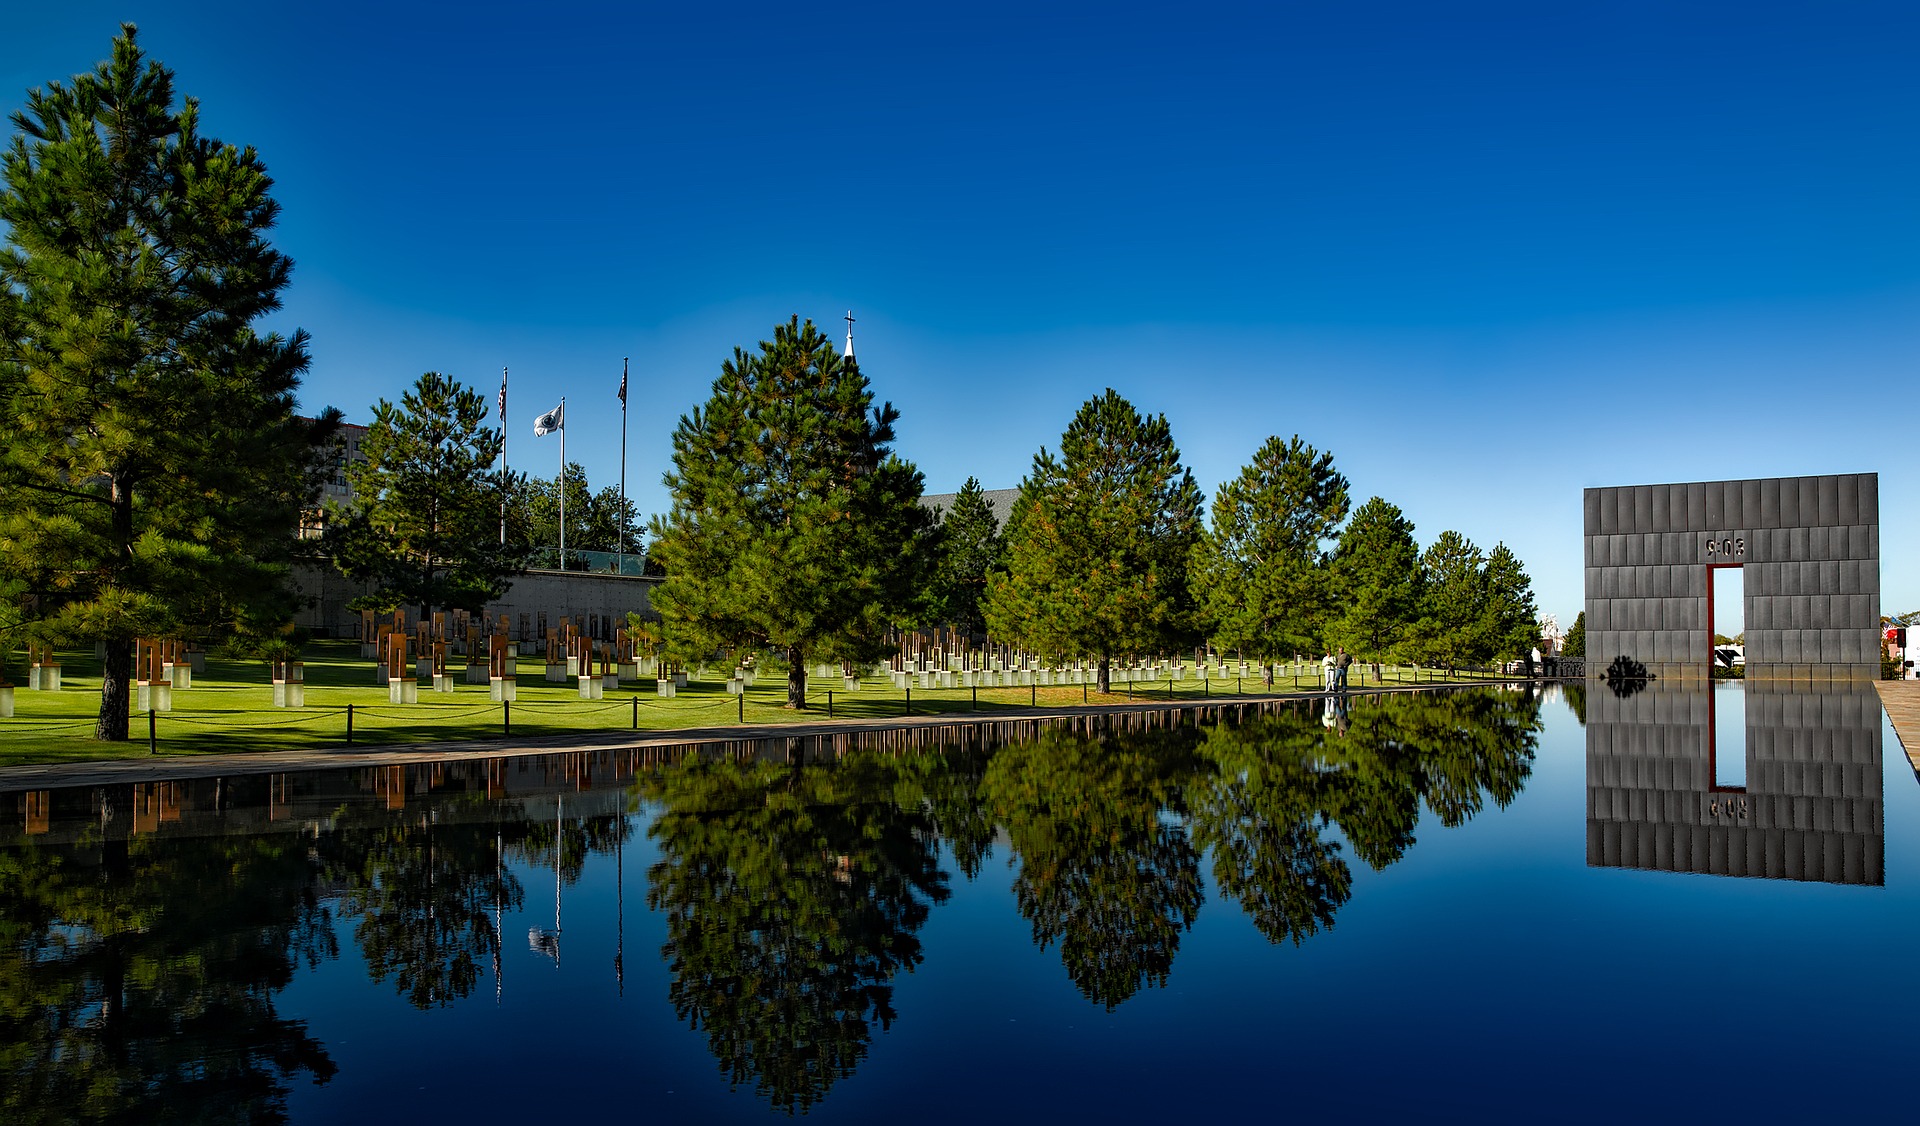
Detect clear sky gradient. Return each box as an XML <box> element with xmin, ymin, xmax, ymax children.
<box><xmin>6</xmin><ymin>1</ymin><xmax>1916</xmax><ymax>626</ymax></box>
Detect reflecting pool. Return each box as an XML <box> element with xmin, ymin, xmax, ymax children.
<box><xmin>4</xmin><ymin>685</ymin><xmax>1915</xmax><ymax>1122</ymax></box>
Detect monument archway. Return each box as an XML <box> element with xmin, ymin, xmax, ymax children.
<box><xmin>1583</xmin><ymin>473</ymin><xmax>1879</xmax><ymax>682</ymax></box>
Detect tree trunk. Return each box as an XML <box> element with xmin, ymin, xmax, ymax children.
<box><xmin>97</xmin><ymin>637</ymin><xmax>132</xmax><ymax>741</ymax></box>
<box><xmin>786</xmin><ymin>646</ymin><xmax>807</xmax><ymax>709</ymax></box>
<box><xmin>1098</xmin><ymin>654</ymin><xmax>1111</xmax><ymax>695</ymax></box>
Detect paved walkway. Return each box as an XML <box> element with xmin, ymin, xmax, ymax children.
<box><xmin>0</xmin><ymin>678</ymin><xmax>1535</xmax><ymax>793</ymax></box>
<box><xmin>1875</xmin><ymin>680</ymin><xmax>1920</xmax><ymax>777</ymax></box>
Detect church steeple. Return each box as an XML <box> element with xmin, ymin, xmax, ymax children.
<box><xmin>844</xmin><ymin>310</ymin><xmax>855</xmax><ymax>361</ymax></box>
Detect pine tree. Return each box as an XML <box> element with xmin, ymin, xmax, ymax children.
<box><xmin>1406</xmin><ymin>530</ymin><xmax>1485</xmax><ymax>670</ymax></box>
<box><xmin>516</xmin><ymin>462</ymin><xmax>641</xmax><ymax>568</ymax></box>
<box><xmin>1190</xmin><ymin>435</ymin><xmax>1348</xmax><ymax>661</ymax></box>
<box><xmin>930</xmin><ymin>476</ymin><xmax>1002</xmax><ymax>635</ymax></box>
<box><xmin>0</xmin><ymin>26</ymin><xmax>334</xmax><ymax>740</ymax></box>
<box><xmin>647</xmin><ymin>316</ymin><xmax>935</xmax><ymax>708</ymax></box>
<box><xmin>1477</xmin><ymin>543</ymin><xmax>1539</xmax><ymax>662</ymax></box>
<box><xmin>324</xmin><ymin>372</ymin><xmax>524</xmax><ymax>619</ymax></box>
<box><xmin>1563</xmin><ymin>610</ymin><xmax>1586</xmax><ymax>659</ymax></box>
<box><xmin>1326</xmin><ymin>497</ymin><xmax>1422</xmax><ymax>659</ymax></box>
<box><xmin>984</xmin><ymin>389</ymin><xmax>1204</xmax><ymax>692</ymax></box>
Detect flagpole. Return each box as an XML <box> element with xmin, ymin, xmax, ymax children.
<box><xmin>617</xmin><ymin>358</ymin><xmax>628</xmax><ymax>576</ymax></box>
<box><xmin>499</xmin><ymin>366</ymin><xmax>508</xmax><ymax>546</ymax></box>
<box><xmin>557</xmin><ymin>396</ymin><xmax>566</xmax><ymax>571</ymax></box>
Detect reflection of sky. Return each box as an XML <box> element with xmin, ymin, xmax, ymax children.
<box><xmin>1715</xmin><ymin>567</ymin><xmax>1746</xmax><ymax>637</ymax></box>
<box><xmin>254</xmin><ymin>688</ymin><xmax>1920</xmax><ymax>1121</ymax></box>
<box><xmin>7</xmin><ymin>4</ymin><xmax>1916</xmax><ymax>624</ymax></box>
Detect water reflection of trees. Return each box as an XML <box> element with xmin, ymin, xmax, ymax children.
<box><xmin>0</xmin><ymin>688</ymin><xmax>1541</xmax><ymax>1119</ymax></box>
<box><xmin>322</xmin><ymin>811</ymin><xmax>527</xmax><ymax>1010</ymax></box>
<box><xmin>638</xmin><ymin>754</ymin><xmax>950</xmax><ymax>1114</ymax></box>
<box><xmin>981</xmin><ymin>725</ymin><xmax>1206</xmax><ymax>1010</ymax></box>
<box><xmin>1192</xmin><ymin>692</ymin><xmax>1539</xmax><ymax>947</ymax></box>
<box><xmin>0</xmin><ymin>825</ymin><xmax>337</xmax><ymax>1124</ymax></box>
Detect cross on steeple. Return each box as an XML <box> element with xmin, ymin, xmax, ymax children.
<box><xmin>844</xmin><ymin>310</ymin><xmax>855</xmax><ymax>360</ymax></box>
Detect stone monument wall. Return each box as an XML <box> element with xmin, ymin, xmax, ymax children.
<box><xmin>1582</xmin><ymin>473</ymin><xmax>1879</xmax><ymax>682</ymax></box>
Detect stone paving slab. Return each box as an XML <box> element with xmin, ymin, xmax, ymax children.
<box><xmin>0</xmin><ymin>679</ymin><xmax>1531</xmax><ymax>793</ymax></box>
<box><xmin>1874</xmin><ymin>680</ymin><xmax>1920</xmax><ymax>780</ymax></box>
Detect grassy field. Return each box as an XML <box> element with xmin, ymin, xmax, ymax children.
<box><xmin>0</xmin><ymin>640</ymin><xmax>1502</xmax><ymax>766</ymax></box>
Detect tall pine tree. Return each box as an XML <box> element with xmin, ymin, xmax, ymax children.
<box><xmin>984</xmin><ymin>389</ymin><xmax>1203</xmax><ymax>692</ymax></box>
<box><xmin>1190</xmin><ymin>435</ymin><xmax>1348</xmax><ymax>662</ymax></box>
<box><xmin>930</xmin><ymin>476</ymin><xmax>1002</xmax><ymax>635</ymax></box>
<box><xmin>1406</xmin><ymin>530</ymin><xmax>1485</xmax><ymax>670</ymax></box>
<box><xmin>1325</xmin><ymin>497</ymin><xmax>1422</xmax><ymax>659</ymax></box>
<box><xmin>0</xmin><ymin>26</ymin><xmax>333</xmax><ymax>740</ymax></box>
<box><xmin>647</xmin><ymin>317</ymin><xmax>934</xmax><ymax>708</ymax></box>
<box><xmin>324</xmin><ymin>372</ymin><xmax>525</xmax><ymax>620</ymax></box>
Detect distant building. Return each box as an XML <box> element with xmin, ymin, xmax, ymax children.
<box><xmin>918</xmin><ymin>487</ymin><xmax>1020</xmax><ymax>528</ymax></box>
<box><xmin>300</xmin><ymin>420</ymin><xmax>369</xmax><ymax>537</ymax></box>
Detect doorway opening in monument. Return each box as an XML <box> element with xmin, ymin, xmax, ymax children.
<box><xmin>1708</xmin><ymin>565</ymin><xmax>1744</xmax><ymax>676</ymax></box>
<box><xmin>1708</xmin><ymin>563</ymin><xmax>1746</xmax><ymax>791</ymax></box>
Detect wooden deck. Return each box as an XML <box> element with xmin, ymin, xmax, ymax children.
<box><xmin>1874</xmin><ymin>680</ymin><xmax>1920</xmax><ymax>780</ymax></box>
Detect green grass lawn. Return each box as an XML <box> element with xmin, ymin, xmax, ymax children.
<box><xmin>0</xmin><ymin>640</ymin><xmax>1503</xmax><ymax>766</ymax></box>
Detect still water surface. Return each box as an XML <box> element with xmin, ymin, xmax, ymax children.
<box><xmin>3</xmin><ymin>684</ymin><xmax>1914</xmax><ymax>1122</ymax></box>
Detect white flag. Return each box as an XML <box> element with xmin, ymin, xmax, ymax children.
<box><xmin>533</xmin><ymin>401</ymin><xmax>564</xmax><ymax>437</ymax></box>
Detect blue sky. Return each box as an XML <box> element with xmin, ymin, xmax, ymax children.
<box><xmin>6</xmin><ymin>1</ymin><xmax>1916</xmax><ymax>624</ymax></box>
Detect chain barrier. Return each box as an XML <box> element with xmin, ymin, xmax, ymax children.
<box><xmin>163</xmin><ymin>708</ymin><xmax>349</xmax><ymax>728</ymax></box>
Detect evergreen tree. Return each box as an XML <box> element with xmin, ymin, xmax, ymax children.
<box><xmin>325</xmin><ymin>371</ymin><xmax>525</xmax><ymax>620</ymax></box>
<box><xmin>1563</xmin><ymin>610</ymin><xmax>1586</xmax><ymax>659</ymax></box>
<box><xmin>984</xmin><ymin>389</ymin><xmax>1203</xmax><ymax>693</ymax></box>
<box><xmin>1476</xmin><ymin>543</ymin><xmax>1539</xmax><ymax>662</ymax></box>
<box><xmin>930</xmin><ymin>476</ymin><xmax>1002</xmax><ymax>635</ymax></box>
<box><xmin>517</xmin><ymin>462</ymin><xmax>642</xmax><ymax>567</ymax></box>
<box><xmin>1190</xmin><ymin>435</ymin><xmax>1348</xmax><ymax>661</ymax></box>
<box><xmin>1406</xmin><ymin>530</ymin><xmax>1485</xmax><ymax>669</ymax></box>
<box><xmin>1325</xmin><ymin>497</ymin><xmax>1422</xmax><ymax>659</ymax></box>
<box><xmin>648</xmin><ymin>317</ymin><xmax>935</xmax><ymax>708</ymax></box>
<box><xmin>0</xmin><ymin>27</ymin><xmax>334</xmax><ymax>740</ymax></box>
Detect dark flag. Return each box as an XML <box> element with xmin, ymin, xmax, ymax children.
<box><xmin>618</xmin><ymin>359</ymin><xmax>627</xmax><ymax>405</ymax></box>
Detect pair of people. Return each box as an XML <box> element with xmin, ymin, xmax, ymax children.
<box><xmin>1322</xmin><ymin>648</ymin><xmax>1353</xmax><ymax>692</ymax></box>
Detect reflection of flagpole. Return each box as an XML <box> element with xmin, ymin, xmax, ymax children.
<box><xmin>615</xmin><ymin>812</ymin><xmax>625</xmax><ymax>996</ymax></box>
<box><xmin>528</xmin><ymin>795</ymin><xmax>563</xmax><ymax>967</ymax></box>
<box><xmin>493</xmin><ymin>827</ymin><xmax>503</xmax><ymax>1004</ymax></box>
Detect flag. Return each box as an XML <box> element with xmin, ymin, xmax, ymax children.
<box><xmin>533</xmin><ymin>401</ymin><xmax>564</xmax><ymax>437</ymax></box>
<box><xmin>498</xmin><ymin>367</ymin><xmax>507</xmax><ymax>421</ymax></box>
<box><xmin>618</xmin><ymin>360</ymin><xmax>627</xmax><ymax>406</ymax></box>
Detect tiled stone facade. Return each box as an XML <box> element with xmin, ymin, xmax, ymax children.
<box><xmin>1585</xmin><ymin>682</ymin><xmax>1883</xmax><ymax>885</ymax></box>
<box><xmin>1583</xmin><ymin>474</ymin><xmax>1879</xmax><ymax>682</ymax></box>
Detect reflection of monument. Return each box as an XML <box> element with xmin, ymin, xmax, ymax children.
<box><xmin>1587</xmin><ymin>682</ymin><xmax>1883</xmax><ymax>884</ymax></box>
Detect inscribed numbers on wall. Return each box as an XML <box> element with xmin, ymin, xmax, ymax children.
<box><xmin>1708</xmin><ymin>797</ymin><xmax>1750</xmax><ymax>819</ymax></box>
<box><xmin>1704</xmin><ymin>536</ymin><xmax>1745</xmax><ymax>559</ymax></box>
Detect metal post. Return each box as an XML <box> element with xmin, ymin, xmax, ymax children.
<box><xmin>1204</xmin><ymin>676</ymin><xmax>1209</xmax><ymax>698</ymax></box>
<box><xmin>503</xmin><ymin>700</ymin><xmax>510</xmax><ymax>737</ymax></box>
<box><xmin>632</xmin><ymin>697</ymin><xmax>638</xmax><ymax>729</ymax></box>
<box><xmin>738</xmin><ymin>692</ymin><xmax>744</xmax><ymax>724</ymax></box>
<box><xmin>972</xmin><ymin>685</ymin><xmax>977</xmax><ymax>711</ymax></box>
<box><xmin>148</xmin><ymin>709</ymin><xmax>157</xmax><ymax>755</ymax></box>
<box><xmin>905</xmin><ymin>685</ymin><xmax>911</xmax><ymax>717</ymax></box>
<box><xmin>557</xmin><ymin>397</ymin><xmax>567</xmax><ymax>570</ymax></box>
<box><xmin>1030</xmin><ymin>683</ymin><xmax>1036</xmax><ymax>708</ymax></box>
<box><xmin>617</xmin><ymin>357</ymin><xmax>627</xmax><ymax>575</ymax></box>
<box><xmin>828</xmin><ymin>690</ymin><xmax>834</xmax><ymax>718</ymax></box>
<box><xmin>346</xmin><ymin>703</ymin><xmax>354</xmax><ymax>745</ymax></box>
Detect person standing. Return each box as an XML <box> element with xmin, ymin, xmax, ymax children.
<box><xmin>1321</xmin><ymin>651</ymin><xmax>1336</xmax><ymax>692</ymax></box>
<box><xmin>1336</xmin><ymin>647</ymin><xmax>1353</xmax><ymax>691</ymax></box>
